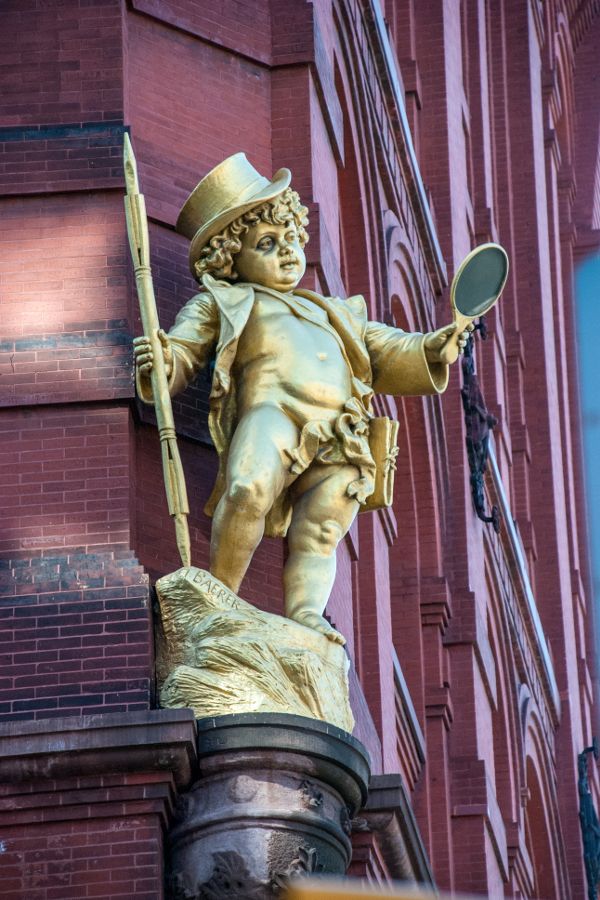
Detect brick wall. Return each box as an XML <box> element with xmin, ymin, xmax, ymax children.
<box><xmin>0</xmin><ymin>791</ymin><xmax>164</xmax><ymax>900</ymax></box>
<box><xmin>0</xmin><ymin>407</ymin><xmax>134</xmax><ymax>555</ymax></box>
<box><xmin>0</xmin><ymin>551</ymin><xmax>152</xmax><ymax>722</ymax></box>
<box><xmin>0</xmin><ymin>193</ymin><xmax>131</xmax><ymax>407</ymax></box>
<box><xmin>1</xmin><ymin>0</ymin><xmax>599</xmax><ymax>897</ymax></box>
<box><xmin>0</xmin><ymin>0</ymin><xmax>124</xmax><ymax>197</ymax></box>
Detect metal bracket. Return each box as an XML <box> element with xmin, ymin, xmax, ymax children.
<box><xmin>460</xmin><ymin>318</ymin><xmax>500</xmax><ymax>533</ymax></box>
<box><xmin>578</xmin><ymin>739</ymin><xmax>600</xmax><ymax>900</ymax></box>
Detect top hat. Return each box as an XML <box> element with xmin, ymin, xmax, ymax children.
<box><xmin>176</xmin><ymin>153</ymin><xmax>291</xmax><ymax>275</ymax></box>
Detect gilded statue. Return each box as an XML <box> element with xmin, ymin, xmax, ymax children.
<box><xmin>133</xmin><ymin>153</ymin><xmax>471</xmax><ymax>647</ymax></box>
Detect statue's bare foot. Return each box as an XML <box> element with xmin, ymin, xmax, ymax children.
<box><xmin>289</xmin><ymin>610</ymin><xmax>346</xmax><ymax>645</ymax></box>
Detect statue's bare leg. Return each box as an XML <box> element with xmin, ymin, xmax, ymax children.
<box><xmin>210</xmin><ymin>404</ymin><xmax>299</xmax><ymax>592</ymax></box>
<box><xmin>284</xmin><ymin>464</ymin><xmax>360</xmax><ymax>644</ymax></box>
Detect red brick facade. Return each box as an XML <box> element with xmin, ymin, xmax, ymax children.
<box><xmin>1</xmin><ymin>0</ymin><xmax>600</xmax><ymax>897</ymax></box>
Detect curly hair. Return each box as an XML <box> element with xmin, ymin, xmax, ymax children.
<box><xmin>194</xmin><ymin>188</ymin><xmax>309</xmax><ymax>282</ymax></box>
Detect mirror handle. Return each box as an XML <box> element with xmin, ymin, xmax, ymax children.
<box><xmin>443</xmin><ymin>308</ymin><xmax>473</xmax><ymax>365</ymax></box>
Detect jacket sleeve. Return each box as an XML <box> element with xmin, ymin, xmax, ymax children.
<box><xmin>365</xmin><ymin>320</ymin><xmax>449</xmax><ymax>396</ymax></box>
<box><xmin>136</xmin><ymin>292</ymin><xmax>219</xmax><ymax>404</ymax></box>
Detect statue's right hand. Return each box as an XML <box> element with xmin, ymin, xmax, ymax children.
<box><xmin>133</xmin><ymin>329</ymin><xmax>173</xmax><ymax>377</ymax></box>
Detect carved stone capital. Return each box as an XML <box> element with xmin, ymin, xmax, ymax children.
<box><xmin>166</xmin><ymin>713</ymin><xmax>370</xmax><ymax>900</ymax></box>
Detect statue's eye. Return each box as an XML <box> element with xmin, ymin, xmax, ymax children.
<box><xmin>257</xmin><ymin>237</ymin><xmax>274</xmax><ymax>251</ymax></box>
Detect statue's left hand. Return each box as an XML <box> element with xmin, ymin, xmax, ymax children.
<box><xmin>424</xmin><ymin>322</ymin><xmax>474</xmax><ymax>364</ymax></box>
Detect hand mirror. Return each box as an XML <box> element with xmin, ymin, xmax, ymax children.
<box><xmin>446</xmin><ymin>242</ymin><xmax>509</xmax><ymax>361</ymax></box>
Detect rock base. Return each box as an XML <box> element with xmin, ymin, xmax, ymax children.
<box><xmin>155</xmin><ymin>567</ymin><xmax>354</xmax><ymax>733</ymax></box>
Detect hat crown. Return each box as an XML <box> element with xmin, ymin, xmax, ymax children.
<box><xmin>176</xmin><ymin>153</ymin><xmax>271</xmax><ymax>241</ymax></box>
<box><xmin>175</xmin><ymin>153</ymin><xmax>292</xmax><ymax>275</ymax></box>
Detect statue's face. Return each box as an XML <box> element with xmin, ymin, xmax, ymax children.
<box><xmin>235</xmin><ymin>220</ymin><xmax>306</xmax><ymax>292</ymax></box>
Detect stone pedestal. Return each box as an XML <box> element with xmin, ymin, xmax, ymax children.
<box><xmin>167</xmin><ymin>713</ymin><xmax>370</xmax><ymax>899</ymax></box>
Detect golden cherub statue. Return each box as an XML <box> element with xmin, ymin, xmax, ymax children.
<box><xmin>134</xmin><ymin>153</ymin><xmax>470</xmax><ymax>645</ymax></box>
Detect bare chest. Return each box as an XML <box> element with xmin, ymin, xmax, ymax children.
<box><xmin>233</xmin><ymin>293</ymin><xmax>353</xmax><ymax>408</ymax></box>
<box><xmin>236</xmin><ymin>293</ymin><xmax>343</xmax><ymax>363</ymax></box>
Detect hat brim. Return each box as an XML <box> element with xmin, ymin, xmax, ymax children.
<box><xmin>187</xmin><ymin>167</ymin><xmax>291</xmax><ymax>276</ymax></box>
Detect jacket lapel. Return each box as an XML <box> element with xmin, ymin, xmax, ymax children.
<box><xmin>202</xmin><ymin>274</ymin><xmax>255</xmax><ymax>353</ymax></box>
<box><xmin>201</xmin><ymin>274</ymin><xmax>255</xmax><ymax>401</ymax></box>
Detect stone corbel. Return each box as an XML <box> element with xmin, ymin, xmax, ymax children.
<box><xmin>352</xmin><ymin>774</ymin><xmax>434</xmax><ymax>885</ymax></box>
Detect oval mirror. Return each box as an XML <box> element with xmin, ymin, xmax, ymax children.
<box><xmin>451</xmin><ymin>242</ymin><xmax>509</xmax><ymax>319</ymax></box>
<box><xmin>442</xmin><ymin>243</ymin><xmax>509</xmax><ymax>364</ymax></box>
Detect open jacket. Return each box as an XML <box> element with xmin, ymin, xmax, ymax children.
<box><xmin>137</xmin><ymin>274</ymin><xmax>449</xmax><ymax>536</ymax></box>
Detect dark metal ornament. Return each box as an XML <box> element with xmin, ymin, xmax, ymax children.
<box><xmin>578</xmin><ymin>739</ymin><xmax>600</xmax><ymax>900</ymax></box>
<box><xmin>460</xmin><ymin>320</ymin><xmax>501</xmax><ymax>532</ymax></box>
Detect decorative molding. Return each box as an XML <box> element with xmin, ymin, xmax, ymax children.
<box><xmin>359</xmin><ymin>0</ymin><xmax>447</xmax><ymax>290</ymax></box>
<box><xmin>0</xmin><ymin>121</ymin><xmax>126</xmax><ymax>143</ymax></box>
<box><xmin>425</xmin><ymin>684</ymin><xmax>453</xmax><ymax>731</ymax></box>
<box><xmin>200</xmin><ymin>851</ymin><xmax>264</xmax><ymax>899</ymax></box>
<box><xmin>304</xmin><ymin>201</ymin><xmax>347</xmax><ymax>301</ymax></box>
<box><xmin>570</xmin><ymin>0</ymin><xmax>600</xmax><ymax>50</ymax></box>
<box><xmin>507</xmin><ymin>828</ymin><xmax>536</xmax><ymax>899</ymax></box>
<box><xmin>0</xmin><ymin>709</ymin><xmax>197</xmax><ymax>788</ymax></box>
<box><xmin>486</xmin><ymin>440</ymin><xmax>561</xmax><ymax>725</ymax></box>
<box><xmin>166</xmin><ymin>845</ymin><xmax>328</xmax><ymax>899</ymax></box>
<box><xmin>452</xmin><ymin>766</ymin><xmax>509</xmax><ymax>881</ymax></box>
<box><xmin>391</xmin><ymin>647</ymin><xmax>426</xmax><ymax>781</ymax></box>
<box><xmin>420</xmin><ymin>575</ymin><xmax>451</xmax><ymax>631</ymax></box>
<box><xmin>332</xmin><ymin>0</ymin><xmax>447</xmax><ymax>306</ymax></box>
<box><xmin>271</xmin><ymin>846</ymin><xmax>324</xmax><ymax>892</ymax></box>
<box><xmin>0</xmin><ymin>121</ymin><xmax>127</xmax><ymax>198</ymax></box>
